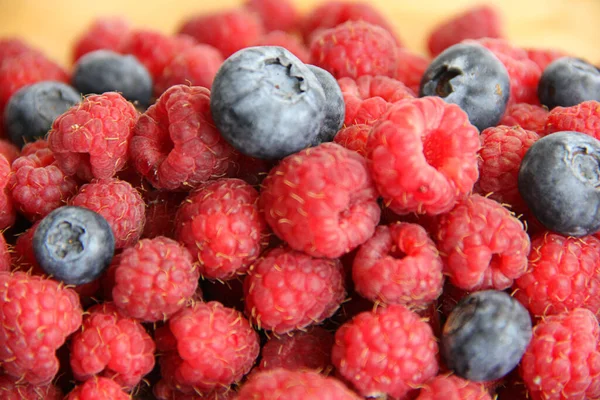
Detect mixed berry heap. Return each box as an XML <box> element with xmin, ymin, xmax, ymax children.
<box><xmin>0</xmin><ymin>1</ymin><xmax>598</xmax><ymax>399</ymax></box>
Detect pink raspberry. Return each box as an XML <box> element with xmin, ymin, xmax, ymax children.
<box><xmin>498</xmin><ymin>102</ymin><xmax>549</xmax><ymax>134</ymax></box>
<box><xmin>333</xmin><ymin>124</ymin><xmax>370</xmax><ymax>157</ymax></box>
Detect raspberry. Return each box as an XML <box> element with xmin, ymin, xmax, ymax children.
<box><xmin>253</xmin><ymin>31</ymin><xmax>310</xmax><ymax>63</ymax></box>
<box><xmin>243</xmin><ymin>246</ymin><xmax>346</xmax><ymax>333</ymax></box>
<box><xmin>0</xmin><ymin>374</ymin><xmax>62</xmax><ymax>400</ymax></box>
<box><xmin>519</xmin><ymin>308</ymin><xmax>600</xmax><ymax>400</ymax></box>
<box><xmin>260</xmin><ymin>142</ymin><xmax>380</xmax><ymax>259</ymax></box>
<box><xmin>69</xmin><ymin>303</ymin><xmax>155</xmax><ymax>389</ymax></box>
<box><xmin>112</xmin><ymin>237</ymin><xmax>199</xmax><ymax>322</ymax></box>
<box><xmin>435</xmin><ymin>194</ymin><xmax>530</xmax><ymax>291</ymax></box>
<box><xmin>0</xmin><ymin>139</ymin><xmax>19</xmax><ymax>163</ymax></box>
<box><xmin>415</xmin><ymin>374</ymin><xmax>492</xmax><ymax>400</ymax></box>
<box><xmin>175</xmin><ymin>178</ymin><xmax>268</xmax><ymax>280</ymax></box>
<box><xmin>394</xmin><ymin>48</ymin><xmax>429</xmax><ymax>94</ymax></box>
<box><xmin>155</xmin><ymin>301</ymin><xmax>259</xmax><ymax>392</ymax></box>
<box><xmin>142</xmin><ymin>189</ymin><xmax>186</xmax><ymax>239</ymax></box>
<box><xmin>545</xmin><ymin>100</ymin><xmax>600</xmax><ymax>139</ymax></box>
<box><xmin>47</xmin><ymin>92</ymin><xmax>139</xmax><ymax>181</ymax></box>
<box><xmin>66</xmin><ymin>377</ymin><xmax>129</xmax><ymax>400</ymax></box>
<box><xmin>474</xmin><ymin>125</ymin><xmax>540</xmax><ymax>214</ymax></box>
<box><xmin>10</xmin><ymin>221</ymin><xmax>40</xmax><ymax>272</ymax></box>
<box><xmin>0</xmin><ymin>38</ymin><xmax>33</xmax><ymax>59</ymax></box>
<box><xmin>237</xmin><ymin>368</ymin><xmax>361</xmax><ymax>400</ymax></box>
<box><xmin>118</xmin><ymin>30</ymin><xmax>196</xmax><ymax>80</ymax></box>
<box><xmin>0</xmin><ymin>271</ymin><xmax>82</xmax><ymax>385</ymax></box>
<box><xmin>338</xmin><ymin>75</ymin><xmax>414</xmax><ymax>126</ymax></box>
<box><xmin>130</xmin><ymin>85</ymin><xmax>238</xmax><ymax>191</ymax></box>
<box><xmin>427</xmin><ymin>5</ymin><xmax>504</xmax><ymax>57</ymax></box>
<box><xmin>332</xmin><ymin>304</ymin><xmax>439</xmax><ymax>399</ymax></box>
<box><xmin>245</xmin><ymin>0</ymin><xmax>299</xmax><ymax>32</ymax></box>
<box><xmin>352</xmin><ymin>222</ymin><xmax>444</xmax><ymax>309</ymax></box>
<box><xmin>178</xmin><ymin>9</ymin><xmax>265</xmax><ymax>58</ymax></box>
<box><xmin>0</xmin><ymin>232</ymin><xmax>10</xmax><ymax>272</ymax></box>
<box><xmin>154</xmin><ymin>45</ymin><xmax>224</xmax><ymax>96</ymax></box>
<box><xmin>366</xmin><ymin>96</ymin><xmax>480</xmax><ymax>215</ymax></box>
<box><xmin>525</xmin><ymin>47</ymin><xmax>570</xmax><ymax>71</ymax></box>
<box><xmin>69</xmin><ymin>178</ymin><xmax>145</xmax><ymax>249</ymax></box>
<box><xmin>498</xmin><ymin>102</ymin><xmax>549</xmax><ymax>134</ymax></box>
<box><xmin>333</xmin><ymin>124</ymin><xmax>370</xmax><ymax>157</ymax></box>
<box><xmin>72</xmin><ymin>17</ymin><xmax>131</xmax><ymax>62</ymax></box>
<box><xmin>513</xmin><ymin>232</ymin><xmax>600</xmax><ymax>318</ymax></box>
<box><xmin>310</xmin><ymin>21</ymin><xmax>398</xmax><ymax>80</ymax></box>
<box><xmin>258</xmin><ymin>327</ymin><xmax>334</xmax><ymax>373</ymax></box>
<box><xmin>0</xmin><ymin>154</ymin><xmax>16</xmax><ymax>229</ymax></box>
<box><xmin>9</xmin><ymin>145</ymin><xmax>78</xmax><ymax>221</ymax></box>
<box><xmin>21</xmin><ymin>138</ymin><xmax>49</xmax><ymax>156</ymax></box>
<box><xmin>153</xmin><ymin>379</ymin><xmax>236</xmax><ymax>400</ymax></box>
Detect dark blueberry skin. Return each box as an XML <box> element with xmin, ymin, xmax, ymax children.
<box><xmin>72</xmin><ymin>50</ymin><xmax>153</xmax><ymax>108</ymax></box>
<box><xmin>519</xmin><ymin>130</ymin><xmax>600</xmax><ymax>236</ymax></box>
<box><xmin>3</xmin><ymin>81</ymin><xmax>80</xmax><ymax>148</ymax></box>
<box><xmin>419</xmin><ymin>43</ymin><xmax>510</xmax><ymax>131</ymax></box>
<box><xmin>538</xmin><ymin>57</ymin><xmax>600</xmax><ymax>109</ymax></box>
<box><xmin>33</xmin><ymin>206</ymin><xmax>115</xmax><ymax>285</ymax></box>
<box><xmin>210</xmin><ymin>46</ymin><xmax>327</xmax><ymax>160</ymax></box>
<box><xmin>307</xmin><ymin>65</ymin><xmax>345</xmax><ymax>143</ymax></box>
<box><xmin>442</xmin><ymin>290</ymin><xmax>532</xmax><ymax>382</ymax></box>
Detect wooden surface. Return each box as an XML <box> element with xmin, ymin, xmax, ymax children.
<box><xmin>0</xmin><ymin>0</ymin><xmax>599</xmax><ymax>67</ymax></box>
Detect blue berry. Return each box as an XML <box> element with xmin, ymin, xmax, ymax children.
<box><xmin>3</xmin><ymin>81</ymin><xmax>80</xmax><ymax>148</ymax></box>
<box><xmin>33</xmin><ymin>206</ymin><xmax>115</xmax><ymax>285</ymax></box>
<box><xmin>307</xmin><ymin>65</ymin><xmax>345</xmax><ymax>143</ymax></box>
<box><xmin>419</xmin><ymin>43</ymin><xmax>510</xmax><ymax>131</ymax></box>
<box><xmin>519</xmin><ymin>130</ymin><xmax>600</xmax><ymax>236</ymax></box>
<box><xmin>538</xmin><ymin>57</ymin><xmax>600</xmax><ymax>109</ymax></box>
<box><xmin>442</xmin><ymin>290</ymin><xmax>532</xmax><ymax>382</ymax></box>
<box><xmin>210</xmin><ymin>46</ymin><xmax>327</xmax><ymax>160</ymax></box>
<box><xmin>72</xmin><ymin>49</ymin><xmax>153</xmax><ymax>108</ymax></box>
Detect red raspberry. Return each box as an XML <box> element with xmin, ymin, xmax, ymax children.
<box><xmin>0</xmin><ymin>374</ymin><xmax>62</xmax><ymax>400</ymax></box>
<box><xmin>66</xmin><ymin>377</ymin><xmax>129</xmax><ymax>400</ymax></box>
<box><xmin>474</xmin><ymin>125</ymin><xmax>540</xmax><ymax>214</ymax></box>
<box><xmin>130</xmin><ymin>85</ymin><xmax>237</xmax><ymax>191</ymax></box>
<box><xmin>112</xmin><ymin>237</ymin><xmax>199</xmax><ymax>322</ymax></box>
<box><xmin>245</xmin><ymin>0</ymin><xmax>299</xmax><ymax>32</ymax></box>
<box><xmin>428</xmin><ymin>5</ymin><xmax>504</xmax><ymax>57</ymax></box>
<box><xmin>69</xmin><ymin>178</ymin><xmax>145</xmax><ymax>249</ymax></box>
<box><xmin>415</xmin><ymin>374</ymin><xmax>492</xmax><ymax>400</ymax></box>
<box><xmin>367</xmin><ymin>96</ymin><xmax>480</xmax><ymax>215</ymax></box>
<box><xmin>332</xmin><ymin>304</ymin><xmax>439</xmax><ymax>399</ymax></box>
<box><xmin>0</xmin><ymin>271</ymin><xmax>82</xmax><ymax>385</ymax></box>
<box><xmin>0</xmin><ymin>139</ymin><xmax>19</xmax><ymax>163</ymax></box>
<box><xmin>72</xmin><ymin>16</ymin><xmax>131</xmax><ymax>62</ymax></box>
<box><xmin>142</xmin><ymin>189</ymin><xmax>186</xmax><ymax>239</ymax></box>
<box><xmin>154</xmin><ymin>44</ymin><xmax>224</xmax><ymax>96</ymax></box>
<box><xmin>394</xmin><ymin>48</ymin><xmax>429</xmax><ymax>94</ymax></box>
<box><xmin>0</xmin><ymin>233</ymin><xmax>9</xmax><ymax>272</ymax></box>
<box><xmin>352</xmin><ymin>222</ymin><xmax>444</xmax><ymax>309</ymax></box>
<box><xmin>244</xmin><ymin>246</ymin><xmax>346</xmax><ymax>333</ymax></box>
<box><xmin>9</xmin><ymin>145</ymin><xmax>78</xmax><ymax>221</ymax></box>
<box><xmin>0</xmin><ymin>154</ymin><xmax>16</xmax><ymax>229</ymax></box>
<box><xmin>498</xmin><ymin>102</ymin><xmax>549</xmax><ymax>134</ymax></box>
<box><xmin>258</xmin><ymin>327</ymin><xmax>334</xmax><ymax>373</ymax></box>
<box><xmin>260</xmin><ymin>142</ymin><xmax>380</xmax><ymax>259</ymax></box>
<box><xmin>310</xmin><ymin>21</ymin><xmax>398</xmax><ymax>80</ymax></box>
<box><xmin>118</xmin><ymin>30</ymin><xmax>196</xmax><ymax>80</ymax></box>
<box><xmin>435</xmin><ymin>194</ymin><xmax>530</xmax><ymax>291</ymax></box>
<box><xmin>47</xmin><ymin>92</ymin><xmax>139</xmax><ymax>181</ymax></box>
<box><xmin>155</xmin><ymin>301</ymin><xmax>259</xmax><ymax>392</ymax></box>
<box><xmin>333</xmin><ymin>124</ymin><xmax>370</xmax><ymax>157</ymax></box>
<box><xmin>69</xmin><ymin>303</ymin><xmax>155</xmax><ymax>389</ymax></box>
<box><xmin>20</xmin><ymin>138</ymin><xmax>49</xmax><ymax>156</ymax></box>
<box><xmin>525</xmin><ymin>47</ymin><xmax>570</xmax><ymax>71</ymax></box>
<box><xmin>10</xmin><ymin>221</ymin><xmax>40</xmax><ymax>272</ymax></box>
<box><xmin>545</xmin><ymin>100</ymin><xmax>600</xmax><ymax>139</ymax></box>
<box><xmin>237</xmin><ymin>368</ymin><xmax>361</xmax><ymax>400</ymax></box>
<box><xmin>175</xmin><ymin>178</ymin><xmax>268</xmax><ymax>280</ymax></box>
<box><xmin>178</xmin><ymin>9</ymin><xmax>265</xmax><ymax>58</ymax></box>
<box><xmin>253</xmin><ymin>31</ymin><xmax>310</xmax><ymax>63</ymax></box>
<box><xmin>153</xmin><ymin>379</ymin><xmax>236</xmax><ymax>400</ymax></box>
<box><xmin>519</xmin><ymin>308</ymin><xmax>600</xmax><ymax>400</ymax></box>
<box><xmin>513</xmin><ymin>232</ymin><xmax>600</xmax><ymax>318</ymax></box>
<box><xmin>0</xmin><ymin>38</ymin><xmax>33</xmax><ymax>59</ymax></box>
<box><xmin>338</xmin><ymin>75</ymin><xmax>414</xmax><ymax>126</ymax></box>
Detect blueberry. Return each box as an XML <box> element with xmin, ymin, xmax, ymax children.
<box><xmin>307</xmin><ymin>65</ymin><xmax>345</xmax><ymax>143</ymax></box>
<box><xmin>538</xmin><ymin>57</ymin><xmax>600</xmax><ymax>109</ymax></box>
<box><xmin>33</xmin><ymin>206</ymin><xmax>115</xmax><ymax>285</ymax></box>
<box><xmin>442</xmin><ymin>290</ymin><xmax>532</xmax><ymax>382</ymax></box>
<box><xmin>519</xmin><ymin>130</ymin><xmax>600</xmax><ymax>236</ymax></box>
<box><xmin>419</xmin><ymin>43</ymin><xmax>510</xmax><ymax>131</ymax></box>
<box><xmin>72</xmin><ymin>50</ymin><xmax>153</xmax><ymax>108</ymax></box>
<box><xmin>210</xmin><ymin>46</ymin><xmax>327</xmax><ymax>160</ymax></box>
<box><xmin>3</xmin><ymin>81</ymin><xmax>80</xmax><ymax>148</ymax></box>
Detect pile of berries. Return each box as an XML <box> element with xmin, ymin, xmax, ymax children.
<box><xmin>1</xmin><ymin>1</ymin><xmax>599</xmax><ymax>399</ymax></box>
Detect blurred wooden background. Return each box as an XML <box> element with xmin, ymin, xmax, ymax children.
<box><xmin>0</xmin><ymin>0</ymin><xmax>599</xmax><ymax>67</ymax></box>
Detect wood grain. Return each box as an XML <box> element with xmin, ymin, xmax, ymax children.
<box><xmin>0</xmin><ymin>0</ymin><xmax>599</xmax><ymax>67</ymax></box>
